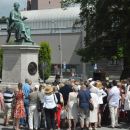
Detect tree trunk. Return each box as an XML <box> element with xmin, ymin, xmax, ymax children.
<box><xmin>120</xmin><ymin>41</ymin><xmax>130</xmax><ymax>79</ymax></box>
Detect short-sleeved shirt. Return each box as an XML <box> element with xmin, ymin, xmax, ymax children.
<box><xmin>22</xmin><ymin>83</ymin><xmax>31</xmax><ymax>104</ymax></box>
<box><xmin>78</xmin><ymin>89</ymin><xmax>91</xmax><ymax>110</ymax></box>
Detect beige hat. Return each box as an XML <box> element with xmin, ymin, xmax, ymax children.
<box><xmin>44</xmin><ymin>86</ymin><xmax>53</xmax><ymax>94</ymax></box>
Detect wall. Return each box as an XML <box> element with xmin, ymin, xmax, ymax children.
<box><xmin>0</xmin><ymin>32</ymin><xmax>82</xmax><ymax>65</ymax></box>
<box><xmin>31</xmin><ymin>0</ymin><xmax>61</xmax><ymax>10</ymax></box>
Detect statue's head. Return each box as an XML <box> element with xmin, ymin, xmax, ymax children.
<box><xmin>14</xmin><ymin>2</ymin><xmax>20</xmax><ymax>10</ymax></box>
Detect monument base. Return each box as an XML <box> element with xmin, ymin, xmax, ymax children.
<box><xmin>2</xmin><ymin>44</ymin><xmax>40</xmax><ymax>84</ymax></box>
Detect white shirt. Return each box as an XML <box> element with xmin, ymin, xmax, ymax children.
<box><xmin>98</xmin><ymin>89</ymin><xmax>107</xmax><ymax>104</ymax></box>
<box><xmin>108</xmin><ymin>86</ymin><xmax>120</xmax><ymax>107</ymax></box>
<box><xmin>43</xmin><ymin>94</ymin><xmax>58</xmax><ymax>109</ymax></box>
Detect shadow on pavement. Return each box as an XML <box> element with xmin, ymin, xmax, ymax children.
<box><xmin>2</xmin><ymin>128</ymin><xmax>14</xmax><ymax>130</ymax></box>
<box><xmin>119</xmin><ymin>123</ymin><xmax>130</xmax><ymax>129</ymax></box>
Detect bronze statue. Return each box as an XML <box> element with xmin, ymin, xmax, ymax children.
<box><xmin>6</xmin><ymin>2</ymin><xmax>33</xmax><ymax>43</ymax></box>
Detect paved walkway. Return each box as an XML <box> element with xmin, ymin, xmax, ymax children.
<box><xmin>0</xmin><ymin>113</ymin><xmax>129</xmax><ymax>130</ymax></box>
<box><xmin>0</xmin><ymin>119</ymin><xmax>129</xmax><ymax>130</ymax></box>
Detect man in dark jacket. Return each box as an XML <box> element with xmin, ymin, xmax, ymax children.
<box><xmin>59</xmin><ymin>81</ymin><xmax>73</xmax><ymax>106</ymax></box>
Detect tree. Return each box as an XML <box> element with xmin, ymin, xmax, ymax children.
<box><xmin>38</xmin><ymin>41</ymin><xmax>51</xmax><ymax>82</ymax></box>
<box><xmin>61</xmin><ymin>0</ymin><xmax>130</xmax><ymax>79</ymax></box>
<box><xmin>0</xmin><ymin>16</ymin><xmax>7</xmax><ymax>24</ymax></box>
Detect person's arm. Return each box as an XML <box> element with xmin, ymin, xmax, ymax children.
<box><xmin>22</xmin><ymin>16</ymin><xmax>27</xmax><ymax>21</ymax></box>
<box><xmin>67</xmin><ymin>93</ymin><xmax>70</xmax><ymax>109</ymax></box>
<box><xmin>101</xmin><ymin>89</ymin><xmax>107</xmax><ymax>98</ymax></box>
<box><xmin>54</xmin><ymin>94</ymin><xmax>58</xmax><ymax>103</ymax></box>
<box><xmin>107</xmin><ymin>89</ymin><xmax>113</xmax><ymax>101</ymax></box>
<box><xmin>60</xmin><ymin>93</ymin><xmax>64</xmax><ymax>106</ymax></box>
<box><xmin>89</xmin><ymin>81</ymin><xmax>96</xmax><ymax>88</ymax></box>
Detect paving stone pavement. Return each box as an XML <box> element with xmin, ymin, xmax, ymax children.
<box><xmin>0</xmin><ymin>112</ymin><xmax>128</xmax><ymax>130</ymax></box>
<box><xmin>0</xmin><ymin>118</ymin><xmax>129</xmax><ymax>130</ymax></box>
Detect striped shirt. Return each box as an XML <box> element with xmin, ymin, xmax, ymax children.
<box><xmin>3</xmin><ymin>90</ymin><xmax>14</xmax><ymax>104</ymax></box>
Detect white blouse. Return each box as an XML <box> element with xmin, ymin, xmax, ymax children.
<box><xmin>43</xmin><ymin>94</ymin><xmax>58</xmax><ymax>109</ymax></box>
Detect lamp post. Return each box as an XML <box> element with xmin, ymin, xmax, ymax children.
<box><xmin>81</xmin><ymin>26</ymin><xmax>86</xmax><ymax>80</ymax></box>
<box><xmin>59</xmin><ymin>30</ymin><xmax>63</xmax><ymax>80</ymax></box>
<box><xmin>51</xmin><ymin>20</ymin><xmax>63</xmax><ymax>80</ymax></box>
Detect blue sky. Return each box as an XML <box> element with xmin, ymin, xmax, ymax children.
<box><xmin>0</xmin><ymin>0</ymin><xmax>27</xmax><ymax>17</ymax></box>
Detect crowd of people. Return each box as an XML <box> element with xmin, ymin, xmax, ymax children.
<box><xmin>0</xmin><ymin>77</ymin><xmax>130</xmax><ymax>130</ymax></box>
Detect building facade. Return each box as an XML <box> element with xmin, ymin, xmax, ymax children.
<box><xmin>30</xmin><ymin>0</ymin><xmax>61</xmax><ymax>10</ymax></box>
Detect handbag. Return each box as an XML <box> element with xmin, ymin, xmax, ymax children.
<box><xmin>89</xmin><ymin>102</ymin><xmax>94</xmax><ymax>111</ymax></box>
<box><xmin>53</xmin><ymin>94</ymin><xmax>58</xmax><ymax>112</ymax></box>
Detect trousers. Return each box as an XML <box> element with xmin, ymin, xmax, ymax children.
<box><xmin>28</xmin><ymin>104</ymin><xmax>39</xmax><ymax>129</ymax></box>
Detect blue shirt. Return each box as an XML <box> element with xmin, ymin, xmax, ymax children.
<box><xmin>22</xmin><ymin>83</ymin><xmax>31</xmax><ymax>104</ymax></box>
<box><xmin>78</xmin><ymin>89</ymin><xmax>91</xmax><ymax>110</ymax></box>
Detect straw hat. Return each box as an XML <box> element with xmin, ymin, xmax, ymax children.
<box><xmin>44</xmin><ymin>86</ymin><xmax>53</xmax><ymax>94</ymax></box>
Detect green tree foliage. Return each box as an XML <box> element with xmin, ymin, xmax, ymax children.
<box><xmin>38</xmin><ymin>42</ymin><xmax>51</xmax><ymax>81</ymax></box>
<box><xmin>0</xmin><ymin>48</ymin><xmax>3</xmax><ymax>78</ymax></box>
<box><xmin>0</xmin><ymin>16</ymin><xmax>7</xmax><ymax>23</ymax></box>
<box><xmin>61</xmin><ymin>0</ymin><xmax>130</xmax><ymax>79</ymax></box>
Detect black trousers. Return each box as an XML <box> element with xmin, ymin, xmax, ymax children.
<box><xmin>44</xmin><ymin>108</ymin><xmax>55</xmax><ymax>130</ymax></box>
<box><xmin>127</xmin><ymin>110</ymin><xmax>130</xmax><ymax>123</ymax></box>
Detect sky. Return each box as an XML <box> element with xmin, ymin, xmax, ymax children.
<box><xmin>0</xmin><ymin>0</ymin><xmax>27</xmax><ymax>17</ymax></box>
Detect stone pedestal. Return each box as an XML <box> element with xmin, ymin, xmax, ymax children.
<box><xmin>2</xmin><ymin>45</ymin><xmax>39</xmax><ymax>84</ymax></box>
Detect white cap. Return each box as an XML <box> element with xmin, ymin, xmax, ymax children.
<box><xmin>34</xmin><ymin>84</ymin><xmax>39</xmax><ymax>89</ymax></box>
<box><xmin>88</xmin><ymin>78</ymin><xmax>93</xmax><ymax>81</ymax></box>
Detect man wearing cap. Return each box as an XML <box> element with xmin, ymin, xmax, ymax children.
<box><xmin>3</xmin><ymin>86</ymin><xmax>14</xmax><ymax>126</ymax></box>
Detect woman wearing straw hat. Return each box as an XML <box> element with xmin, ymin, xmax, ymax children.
<box><xmin>43</xmin><ymin>85</ymin><xmax>58</xmax><ymax>130</ymax></box>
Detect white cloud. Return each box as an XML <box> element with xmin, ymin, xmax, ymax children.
<box><xmin>0</xmin><ymin>0</ymin><xmax>27</xmax><ymax>17</ymax></box>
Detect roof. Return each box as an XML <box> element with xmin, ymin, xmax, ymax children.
<box><xmin>21</xmin><ymin>7</ymin><xmax>81</xmax><ymax>31</ymax></box>
<box><xmin>0</xmin><ymin>7</ymin><xmax>81</xmax><ymax>35</ymax></box>
<box><xmin>21</xmin><ymin>6</ymin><xmax>80</xmax><ymax>22</ymax></box>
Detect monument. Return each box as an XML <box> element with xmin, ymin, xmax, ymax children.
<box><xmin>2</xmin><ymin>2</ymin><xmax>39</xmax><ymax>84</ymax></box>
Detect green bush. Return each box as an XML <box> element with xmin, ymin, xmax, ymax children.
<box><xmin>38</xmin><ymin>41</ymin><xmax>51</xmax><ymax>81</ymax></box>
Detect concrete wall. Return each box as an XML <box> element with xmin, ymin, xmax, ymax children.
<box><xmin>32</xmin><ymin>33</ymin><xmax>82</xmax><ymax>64</ymax></box>
<box><xmin>0</xmin><ymin>32</ymin><xmax>82</xmax><ymax>65</ymax></box>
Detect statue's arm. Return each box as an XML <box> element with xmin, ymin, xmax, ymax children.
<box><xmin>22</xmin><ymin>16</ymin><xmax>27</xmax><ymax>21</ymax></box>
<box><xmin>10</xmin><ymin>11</ymin><xmax>22</xmax><ymax>22</ymax></box>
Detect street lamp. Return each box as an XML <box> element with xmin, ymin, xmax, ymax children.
<box><xmin>81</xmin><ymin>26</ymin><xmax>86</xmax><ymax>80</ymax></box>
<box><xmin>59</xmin><ymin>30</ymin><xmax>63</xmax><ymax>80</ymax></box>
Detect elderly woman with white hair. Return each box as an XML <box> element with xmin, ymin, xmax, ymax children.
<box><xmin>28</xmin><ymin>84</ymin><xmax>40</xmax><ymax>130</ymax></box>
<box><xmin>67</xmin><ymin>83</ymin><xmax>79</xmax><ymax>130</ymax></box>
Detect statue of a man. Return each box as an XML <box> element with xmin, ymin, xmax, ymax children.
<box><xmin>6</xmin><ymin>2</ymin><xmax>33</xmax><ymax>43</ymax></box>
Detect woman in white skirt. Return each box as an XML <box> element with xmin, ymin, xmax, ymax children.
<box><xmin>89</xmin><ymin>87</ymin><xmax>99</xmax><ymax>130</ymax></box>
